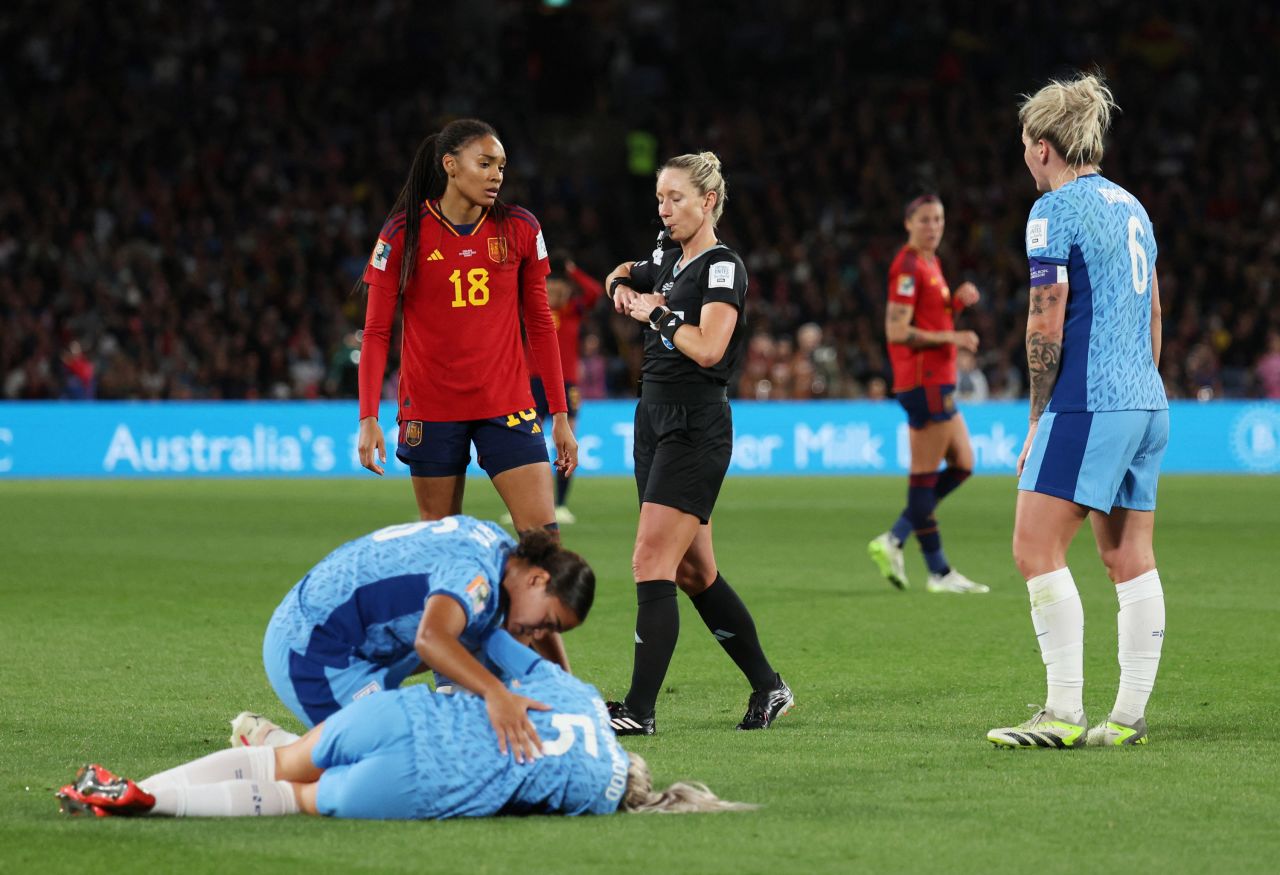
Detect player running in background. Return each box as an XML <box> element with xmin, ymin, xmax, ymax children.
<box><xmin>528</xmin><ymin>251</ymin><xmax>603</xmax><ymax>525</ymax></box>
<box><xmin>988</xmin><ymin>72</ymin><xmax>1168</xmax><ymax>749</ymax></box>
<box><xmin>57</xmin><ymin>631</ymin><xmax>752</xmax><ymax>819</ymax></box>
<box><xmin>233</xmin><ymin>517</ymin><xmax>593</xmax><ymax>765</ymax></box>
<box><xmin>354</xmin><ymin>118</ymin><xmax>577</xmax><ymax>535</ymax></box>
<box><xmin>604</xmin><ymin>152</ymin><xmax>791</xmax><ymax>735</ymax></box>
<box><xmin>867</xmin><ymin>192</ymin><xmax>989</xmax><ymax>594</ymax></box>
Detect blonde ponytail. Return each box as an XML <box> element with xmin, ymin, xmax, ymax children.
<box><xmin>619</xmin><ymin>753</ymin><xmax>757</xmax><ymax>814</ymax></box>
<box><xmin>1018</xmin><ymin>71</ymin><xmax>1119</xmax><ymax>167</ymax></box>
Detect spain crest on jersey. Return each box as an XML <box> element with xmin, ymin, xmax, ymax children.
<box><xmin>487</xmin><ymin>237</ymin><xmax>508</xmax><ymax>264</ymax></box>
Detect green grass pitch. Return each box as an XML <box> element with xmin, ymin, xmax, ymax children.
<box><xmin>1</xmin><ymin>475</ymin><xmax>1276</xmax><ymax>874</ymax></box>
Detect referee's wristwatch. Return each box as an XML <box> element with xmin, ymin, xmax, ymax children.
<box><xmin>647</xmin><ymin>305</ymin><xmax>671</xmax><ymax>329</ymax></box>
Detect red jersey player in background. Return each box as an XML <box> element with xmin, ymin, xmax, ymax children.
<box><xmin>524</xmin><ymin>251</ymin><xmax>603</xmax><ymax>525</ymax></box>
<box><xmin>867</xmin><ymin>192</ymin><xmax>989</xmax><ymax>595</ymax></box>
<box><xmin>354</xmin><ymin>119</ymin><xmax>578</xmax><ymax>669</ymax></box>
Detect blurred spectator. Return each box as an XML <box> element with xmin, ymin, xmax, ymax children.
<box><xmin>955</xmin><ymin>349</ymin><xmax>989</xmax><ymax>403</ymax></box>
<box><xmin>1</xmin><ymin>2</ymin><xmax>1276</xmax><ymax>403</ymax></box>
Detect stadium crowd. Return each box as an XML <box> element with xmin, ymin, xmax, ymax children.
<box><xmin>3</xmin><ymin>2</ymin><xmax>1278</xmax><ymax>403</ymax></box>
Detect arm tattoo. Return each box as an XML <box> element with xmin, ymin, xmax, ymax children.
<box><xmin>1026</xmin><ymin>331</ymin><xmax>1062</xmax><ymax>421</ymax></box>
<box><xmin>1029</xmin><ymin>286</ymin><xmax>1060</xmax><ymax>317</ymax></box>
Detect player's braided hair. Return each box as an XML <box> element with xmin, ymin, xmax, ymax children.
<box><xmin>513</xmin><ymin>529</ymin><xmax>595</xmax><ymax>622</ymax></box>
<box><xmin>619</xmin><ymin>753</ymin><xmax>757</xmax><ymax>814</ymax></box>
<box><xmin>351</xmin><ymin>118</ymin><xmax>507</xmax><ymax>299</ymax></box>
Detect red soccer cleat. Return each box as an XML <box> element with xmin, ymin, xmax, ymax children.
<box><xmin>55</xmin><ymin>764</ymin><xmax>155</xmax><ymax>817</ymax></box>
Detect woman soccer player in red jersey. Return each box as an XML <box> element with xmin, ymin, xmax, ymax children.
<box><xmin>866</xmin><ymin>192</ymin><xmax>989</xmax><ymax>594</ymax></box>
<box><xmin>355</xmin><ymin>119</ymin><xmax>577</xmax><ymax>538</ymax></box>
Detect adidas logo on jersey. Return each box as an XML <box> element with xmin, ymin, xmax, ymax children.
<box><xmin>427</xmin><ymin>249</ymin><xmax>444</xmax><ymax>261</ymax></box>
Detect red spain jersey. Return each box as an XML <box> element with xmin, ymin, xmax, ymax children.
<box><xmin>527</xmin><ymin>264</ymin><xmax>602</xmax><ymax>384</ymax></box>
<box><xmin>886</xmin><ymin>245</ymin><xmax>964</xmax><ymax>391</ymax></box>
<box><xmin>358</xmin><ymin>200</ymin><xmax>567</xmax><ymax>422</ymax></box>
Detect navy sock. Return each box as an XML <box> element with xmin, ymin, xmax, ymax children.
<box><xmin>555</xmin><ymin>470</ymin><xmax>572</xmax><ymax>507</ymax></box>
<box><xmin>691</xmin><ymin>574</ymin><xmax>777</xmax><ymax>691</ymax></box>
<box><xmin>934</xmin><ymin>467</ymin><xmax>971</xmax><ymax>502</ymax></box>
<box><xmin>890</xmin><ymin>513</ymin><xmax>913</xmax><ymax>546</ymax></box>
<box><xmin>907</xmin><ymin>473</ymin><xmax>950</xmax><ymax>575</ymax></box>
<box><xmin>625</xmin><ymin>580</ymin><xmax>679</xmax><ymax>717</ymax></box>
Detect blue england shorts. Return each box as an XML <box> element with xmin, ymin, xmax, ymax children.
<box><xmin>262</xmin><ymin>617</ymin><xmax>422</xmax><ymax>729</ymax></box>
<box><xmin>396</xmin><ymin>411</ymin><xmax>549</xmax><ymax>478</ymax></box>
<box><xmin>531</xmin><ymin>377</ymin><xmax>580</xmax><ymax>420</ymax></box>
<box><xmin>313</xmin><ymin>691</ymin><xmax>421</xmax><ymax>819</ymax></box>
<box><xmin>896</xmin><ymin>384</ymin><xmax>958</xmax><ymax>430</ymax></box>
<box><xmin>1018</xmin><ymin>409</ymin><xmax>1169</xmax><ymax>513</ymax></box>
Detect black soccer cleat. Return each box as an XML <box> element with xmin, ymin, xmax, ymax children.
<box><xmin>606</xmin><ymin>701</ymin><xmax>656</xmax><ymax>736</ymax></box>
<box><xmin>737</xmin><ymin>676</ymin><xmax>794</xmax><ymax>730</ymax></box>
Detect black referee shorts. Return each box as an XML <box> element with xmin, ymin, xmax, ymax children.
<box><xmin>633</xmin><ymin>399</ymin><xmax>733</xmax><ymax>524</ymax></box>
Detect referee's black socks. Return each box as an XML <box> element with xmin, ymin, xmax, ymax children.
<box><xmin>692</xmin><ymin>573</ymin><xmax>777</xmax><ymax>691</ymax></box>
<box><xmin>625</xmin><ymin>580</ymin><xmax>679</xmax><ymax>718</ymax></box>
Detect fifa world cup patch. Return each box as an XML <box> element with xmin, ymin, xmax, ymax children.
<box><xmin>371</xmin><ymin>239</ymin><xmax>392</xmax><ymax>271</ymax></box>
<box><xmin>1026</xmin><ymin>218</ymin><xmax>1048</xmax><ymax>251</ymax></box>
<box><xmin>896</xmin><ymin>274</ymin><xmax>915</xmax><ymax>297</ymax></box>
<box><xmin>487</xmin><ymin>237</ymin><xmax>508</xmax><ymax>263</ymax></box>
<box><xmin>708</xmin><ymin>261</ymin><xmax>736</xmax><ymax>289</ymax></box>
<box><xmin>466</xmin><ymin>575</ymin><xmax>491</xmax><ymax>616</ymax></box>
<box><xmin>535</xmin><ymin>230</ymin><xmax>548</xmax><ymax>260</ymax></box>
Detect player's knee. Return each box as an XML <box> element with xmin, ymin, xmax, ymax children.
<box><xmin>1097</xmin><ymin>546</ymin><xmax>1155</xmax><ymax>583</ymax></box>
<box><xmin>1012</xmin><ymin>529</ymin><xmax>1057</xmax><ymax>579</ymax></box>
<box><xmin>674</xmin><ymin>557</ymin><xmax>714</xmax><ymax>595</ymax></box>
<box><xmin>631</xmin><ymin>538</ymin><xmax>673</xmax><ymax>581</ymax></box>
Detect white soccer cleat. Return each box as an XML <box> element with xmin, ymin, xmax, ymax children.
<box><xmin>229</xmin><ymin>711</ymin><xmax>284</xmax><ymax>748</ymax></box>
<box><xmin>987</xmin><ymin>707</ymin><xmax>1087</xmax><ymax>749</ymax></box>
<box><xmin>1085</xmin><ymin>715</ymin><xmax>1149</xmax><ymax>746</ymax></box>
<box><xmin>926</xmin><ymin>568</ymin><xmax>990</xmax><ymax>594</ymax></box>
<box><xmin>554</xmin><ymin>506</ymin><xmax>577</xmax><ymax>525</ymax></box>
<box><xmin>867</xmin><ymin>533</ymin><xmax>909</xmax><ymax>590</ymax></box>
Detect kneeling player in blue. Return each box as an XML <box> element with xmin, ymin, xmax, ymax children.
<box><xmin>235</xmin><ymin>516</ymin><xmax>594</xmax><ymax>765</ymax></box>
<box><xmin>57</xmin><ymin>632</ymin><xmax>752</xmax><ymax>819</ymax></box>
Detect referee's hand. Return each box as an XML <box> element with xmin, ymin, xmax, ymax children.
<box><xmin>358</xmin><ymin>416</ymin><xmax>386</xmax><ymax>476</ymax></box>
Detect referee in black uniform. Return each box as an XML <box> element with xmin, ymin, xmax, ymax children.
<box><xmin>604</xmin><ymin>151</ymin><xmax>791</xmax><ymax>735</ymax></box>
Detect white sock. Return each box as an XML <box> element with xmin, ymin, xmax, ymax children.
<box><xmin>1026</xmin><ymin>567</ymin><xmax>1084</xmax><ymax>721</ymax></box>
<box><xmin>141</xmin><ymin>745</ymin><xmax>275</xmax><ymax>795</ymax></box>
<box><xmin>149</xmin><ymin>779</ymin><xmax>299</xmax><ymax>817</ymax></box>
<box><xmin>1110</xmin><ymin>569</ymin><xmax>1165</xmax><ymax>725</ymax></box>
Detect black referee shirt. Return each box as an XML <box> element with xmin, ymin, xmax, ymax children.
<box><xmin>629</xmin><ymin>242</ymin><xmax>748</xmax><ymax>388</ymax></box>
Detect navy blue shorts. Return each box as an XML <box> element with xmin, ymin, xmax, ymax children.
<box><xmin>531</xmin><ymin>378</ymin><xmax>580</xmax><ymax>420</ymax></box>
<box><xmin>896</xmin><ymin>384</ymin><xmax>958</xmax><ymax>430</ymax></box>
<box><xmin>396</xmin><ymin>412</ymin><xmax>549</xmax><ymax>478</ymax></box>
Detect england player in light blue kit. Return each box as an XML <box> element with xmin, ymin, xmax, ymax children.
<box><xmin>988</xmin><ymin>73</ymin><xmax>1168</xmax><ymax>750</ymax></box>
<box><xmin>56</xmin><ymin>630</ymin><xmax>751</xmax><ymax>820</ymax></box>
<box><xmin>235</xmin><ymin>517</ymin><xmax>594</xmax><ymax>765</ymax></box>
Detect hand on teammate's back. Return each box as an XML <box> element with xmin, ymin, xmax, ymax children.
<box><xmin>485</xmin><ymin>687</ymin><xmax>550</xmax><ymax>764</ymax></box>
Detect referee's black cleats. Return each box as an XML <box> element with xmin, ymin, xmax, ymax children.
<box><xmin>606</xmin><ymin>701</ymin><xmax>656</xmax><ymax>736</ymax></box>
<box><xmin>737</xmin><ymin>676</ymin><xmax>794</xmax><ymax>731</ymax></box>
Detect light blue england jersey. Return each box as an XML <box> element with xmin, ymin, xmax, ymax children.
<box><xmin>271</xmin><ymin>516</ymin><xmax>513</xmax><ymax>666</ymax></box>
<box><xmin>397</xmin><ymin>633</ymin><xmax>629</xmax><ymax>819</ymax></box>
<box><xmin>1025</xmin><ymin>174</ymin><xmax>1167</xmax><ymax>412</ymax></box>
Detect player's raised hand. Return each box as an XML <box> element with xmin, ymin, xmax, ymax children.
<box><xmin>955</xmin><ymin>281</ymin><xmax>981</xmax><ymax>307</ymax></box>
<box><xmin>486</xmin><ymin>687</ymin><xmax>550</xmax><ymax>764</ymax></box>
<box><xmin>358</xmin><ymin>416</ymin><xmax>386</xmax><ymax>475</ymax></box>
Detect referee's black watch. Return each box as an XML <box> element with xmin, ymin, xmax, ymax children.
<box><xmin>647</xmin><ymin>305</ymin><xmax>671</xmax><ymax>329</ymax></box>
